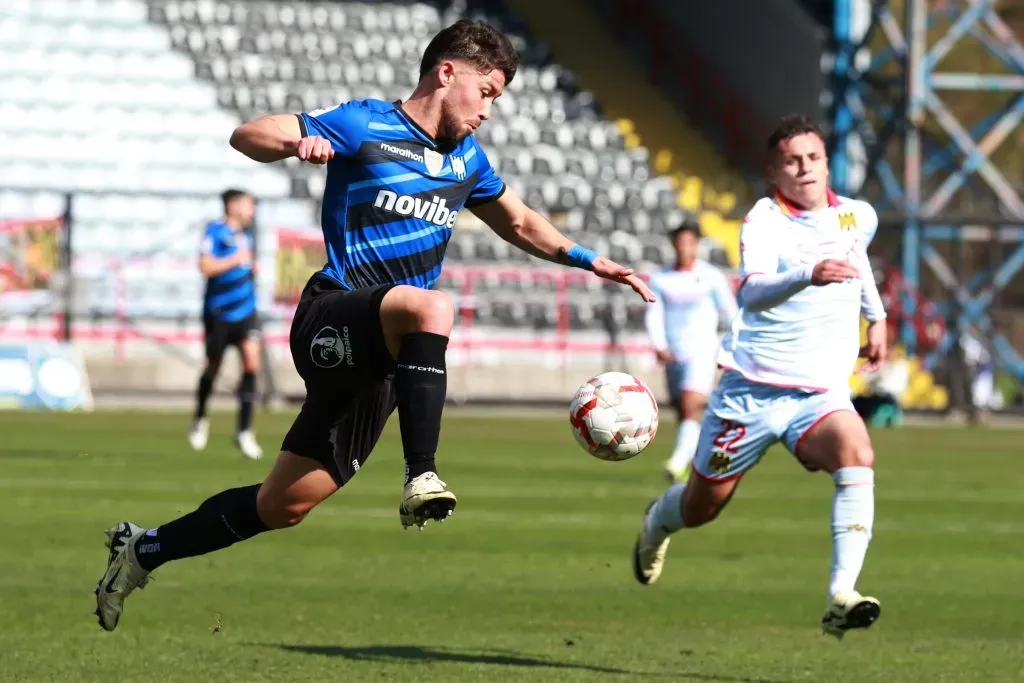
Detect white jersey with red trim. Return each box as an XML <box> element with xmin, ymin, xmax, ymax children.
<box><xmin>717</xmin><ymin>191</ymin><xmax>880</xmax><ymax>392</ymax></box>
<box><xmin>644</xmin><ymin>260</ymin><xmax>738</xmax><ymax>361</ymax></box>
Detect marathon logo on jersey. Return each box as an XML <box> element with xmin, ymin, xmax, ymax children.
<box><xmin>373</xmin><ymin>190</ymin><xmax>459</xmax><ymax>228</ymax></box>
<box><xmin>380</xmin><ymin>143</ymin><xmax>423</xmax><ymax>163</ymax></box>
<box><xmin>838</xmin><ymin>211</ymin><xmax>858</xmax><ymax>232</ymax></box>
<box><xmin>310</xmin><ymin>325</ymin><xmax>355</xmax><ymax>368</ymax></box>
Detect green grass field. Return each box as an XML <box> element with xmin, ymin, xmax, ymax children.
<box><xmin>1</xmin><ymin>410</ymin><xmax>1022</xmax><ymax>682</ymax></box>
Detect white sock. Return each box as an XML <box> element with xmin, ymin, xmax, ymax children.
<box><xmin>667</xmin><ymin>419</ymin><xmax>701</xmax><ymax>472</ymax></box>
<box><xmin>645</xmin><ymin>483</ymin><xmax>686</xmax><ymax>543</ymax></box>
<box><xmin>829</xmin><ymin>467</ymin><xmax>875</xmax><ymax>599</ymax></box>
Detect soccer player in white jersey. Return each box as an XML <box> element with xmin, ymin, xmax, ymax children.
<box><xmin>631</xmin><ymin>115</ymin><xmax>888</xmax><ymax>639</ymax></box>
<box><xmin>645</xmin><ymin>219</ymin><xmax>737</xmax><ymax>483</ymax></box>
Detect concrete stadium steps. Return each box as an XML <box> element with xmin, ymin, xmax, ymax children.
<box><xmin>504</xmin><ymin>0</ymin><xmax>745</xmax><ymax>266</ymax></box>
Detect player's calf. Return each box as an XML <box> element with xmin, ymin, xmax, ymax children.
<box><xmin>378</xmin><ymin>287</ymin><xmax>458</xmax><ymax>526</ymax></box>
<box><xmin>797</xmin><ymin>410</ymin><xmax>878</xmax><ymax>631</ymax></box>
<box><xmin>632</xmin><ymin>474</ymin><xmax>740</xmax><ymax>585</ymax></box>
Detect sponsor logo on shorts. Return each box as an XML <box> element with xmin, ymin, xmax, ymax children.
<box><xmin>310</xmin><ymin>326</ymin><xmax>355</xmax><ymax>368</ymax></box>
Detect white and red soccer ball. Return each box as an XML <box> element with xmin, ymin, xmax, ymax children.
<box><xmin>569</xmin><ymin>372</ymin><xmax>659</xmax><ymax>461</ymax></box>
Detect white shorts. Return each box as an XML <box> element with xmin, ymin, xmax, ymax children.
<box><xmin>691</xmin><ymin>370</ymin><xmax>856</xmax><ymax>481</ymax></box>
<box><xmin>665</xmin><ymin>354</ymin><xmax>717</xmax><ymax>398</ymax></box>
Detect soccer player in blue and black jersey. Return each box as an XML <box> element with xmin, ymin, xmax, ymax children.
<box><xmin>95</xmin><ymin>19</ymin><xmax>655</xmax><ymax>631</ymax></box>
<box><xmin>188</xmin><ymin>189</ymin><xmax>264</xmax><ymax>460</ymax></box>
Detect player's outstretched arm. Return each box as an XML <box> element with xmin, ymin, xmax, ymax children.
<box><xmin>229</xmin><ymin>114</ymin><xmax>334</xmax><ymax>164</ymax></box>
<box><xmin>470</xmin><ymin>190</ymin><xmax>655</xmax><ymax>302</ymax></box>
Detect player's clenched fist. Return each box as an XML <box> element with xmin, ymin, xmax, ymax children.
<box><xmin>811</xmin><ymin>259</ymin><xmax>860</xmax><ymax>286</ymax></box>
<box><xmin>296</xmin><ymin>136</ymin><xmax>334</xmax><ymax>164</ymax></box>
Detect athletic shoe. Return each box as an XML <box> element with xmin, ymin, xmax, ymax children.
<box><xmin>399</xmin><ymin>472</ymin><xmax>457</xmax><ymax>529</ymax></box>
<box><xmin>94</xmin><ymin>522</ymin><xmax>151</xmax><ymax>632</ymax></box>
<box><xmin>821</xmin><ymin>590</ymin><xmax>881</xmax><ymax>639</ymax></box>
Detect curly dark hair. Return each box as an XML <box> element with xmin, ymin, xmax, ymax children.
<box><xmin>419</xmin><ymin>19</ymin><xmax>518</xmax><ymax>86</ymax></box>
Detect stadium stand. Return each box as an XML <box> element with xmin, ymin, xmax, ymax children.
<box><xmin>0</xmin><ymin>0</ymin><xmax>748</xmax><ymax>401</ymax></box>
<box><xmin>144</xmin><ymin>0</ymin><xmax>724</xmax><ymax>333</ymax></box>
<box><xmin>0</xmin><ymin>0</ymin><xmax>310</xmax><ymax>323</ymax></box>
<box><xmin>0</xmin><ymin>0</ymin><xmax>735</xmax><ymax>340</ymax></box>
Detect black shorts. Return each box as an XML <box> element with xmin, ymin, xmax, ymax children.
<box><xmin>281</xmin><ymin>275</ymin><xmax>398</xmax><ymax>486</ymax></box>
<box><xmin>203</xmin><ymin>313</ymin><xmax>260</xmax><ymax>361</ymax></box>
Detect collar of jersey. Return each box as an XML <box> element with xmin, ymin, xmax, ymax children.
<box><xmin>392</xmin><ymin>100</ymin><xmax>456</xmax><ymax>153</ymax></box>
<box><xmin>773</xmin><ymin>188</ymin><xmax>840</xmax><ymax>217</ymax></box>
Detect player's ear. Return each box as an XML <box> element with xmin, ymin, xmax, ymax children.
<box><xmin>437</xmin><ymin>60</ymin><xmax>456</xmax><ymax>87</ymax></box>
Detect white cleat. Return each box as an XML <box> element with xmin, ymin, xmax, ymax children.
<box><xmin>399</xmin><ymin>472</ymin><xmax>457</xmax><ymax>529</ymax></box>
<box><xmin>235</xmin><ymin>430</ymin><xmax>263</xmax><ymax>460</ymax></box>
<box><xmin>94</xmin><ymin>521</ymin><xmax>151</xmax><ymax>632</ymax></box>
<box><xmin>188</xmin><ymin>418</ymin><xmax>209</xmax><ymax>452</ymax></box>
<box><xmin>632</xmin><ymin>502</ymin><xmax>671</xmax><ymax>585</ymax></box>
<box><xmin>821</xmin><ymin>590</ymin><xmax>881</xmax><ymax>639</ymax></box>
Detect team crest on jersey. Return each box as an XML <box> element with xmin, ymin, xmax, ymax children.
<box><xmin>423</xmin><ymin>148</ymin><xmax>444</xmax><ymax>176</ymax></box>
<box><xmin>838</xmin><ymin>211</ymin><xmax>858</xmax><ymax>232</ymax></box>
<box><xmin>451</xmin><ymin>155</ymin><xmax>466</xmax><ymax>181</ymax></box>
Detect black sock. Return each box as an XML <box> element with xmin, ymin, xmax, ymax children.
<box><xmin>194</xmin><ymin>372</ymin><xmax>215</xmax><ymax>420</ymax></box>
<box><xmin>237</xmin><ymin>372</ymin><xmax>256</xmax><ymax>433</ymax></box>
<box><xmin>133</xmin><ymin>484</ymin><xmax>269</xmax><ymax>572</ymax></box>
<box><xmin>394</xmin><ymin>332</ymin><xmax>448</xmax><ymax>483</ymax></box>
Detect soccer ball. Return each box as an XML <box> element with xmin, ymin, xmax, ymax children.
<box><xmin>569</xmin><ymin>372</ymin><xmax>659</xmax><ymax>461</ymax></box>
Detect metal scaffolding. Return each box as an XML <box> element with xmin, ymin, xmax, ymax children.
<box><xmin>829</xmin><ymin>0</ymin><xmax>1024</xmax><ymax>385</ymax></box>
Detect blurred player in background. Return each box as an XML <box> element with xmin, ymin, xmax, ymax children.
<box><xmin>632</xmin><ymin>115</ymin><xmax>887</xmax><ymax>639</ymax></box>
<box><xmin>94</xmin><ymin>19</ymin><xmax>654</xmax><ymax>632</ymax></box>
<box><xmin>188</xmin><ymin>189</ymin><xmax>263</xmax><ymax>460</ymax></box>
<box><xmin>645</xmin><ymin>218</ymin><xmax>737</xmax><ymax>483</ymax></box>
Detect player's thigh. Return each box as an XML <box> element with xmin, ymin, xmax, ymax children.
<box><xmin>239</xmin><ymin>337</ymin><xmax>261</xmax><ymax>373</ymax></box>
<box><xmin>784</xmin><ymin>395</ymin><xmax>873</xmax><ymax>474</ymax></box>
<box><xmin>687</xmin><ymin>382</ymin><xmax>778</xmax><ymax>525</ymax></box>
<box><xmin>680</xmin><ymin>354</ymin><xmax>717</xmax><ymax>403</ymax></box>
<box><xmin>680</xmin><ymin>390</ymin><xmax>708</xmax><ymax>420</ymax></box>
<box><xmin>238</xmin><ymin>319</ymin><xmax>262</xmax><ymax>373</ymax></box>
<box><xmin>203</xmin><ymin>315</ymin><xmax>229</xmax><ymax>365</ymax></box>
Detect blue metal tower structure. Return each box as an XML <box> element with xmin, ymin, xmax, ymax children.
<box><xmin>829</xmin><ymin>0</ymin><xmax>1024</xmax><ymax>383</ymax></box>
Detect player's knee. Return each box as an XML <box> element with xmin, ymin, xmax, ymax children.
<box><xmin>256</xmin><ymin>496</ymin><xmax>314</xmax><ymax>530</ymax></box>
<box><xmin>383</xmin><ymin>286</ymin><xmax>455</xmax><ymax>338</ymax></box>
<box><xmin>204</xmin><ymin>358</ymin><xmax>222</xmax><ymax>378</ymax></box>
<box><xmin>410</xmin><ymin>290</ymin><xmax>455</xmax><ymax>335</ymax></box>
<box><xmin>839</xmin><ymin>441</ymin><xmax>875</xmax><ymax>470</ymax></box>
<box><xmin>681</xmin><ymin>397</ymin><xmax>707</xmax><ymax>420</ymax></box>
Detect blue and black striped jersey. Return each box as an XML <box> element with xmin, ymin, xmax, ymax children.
<box><xmin>200</xmin><ymin>221</ymin><xmax>256</xmax><ymax>322</ymax></box>
<box><xmin>298</xmin><ymin>98</ymin><xmax>505</xmax><ymax>290</ymax></box>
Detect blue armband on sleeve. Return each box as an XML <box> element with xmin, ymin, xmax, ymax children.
<box><xmin>566</xmin><ymin>244</ymin><xmax>597</xmax><ymax>271</ymax></box>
